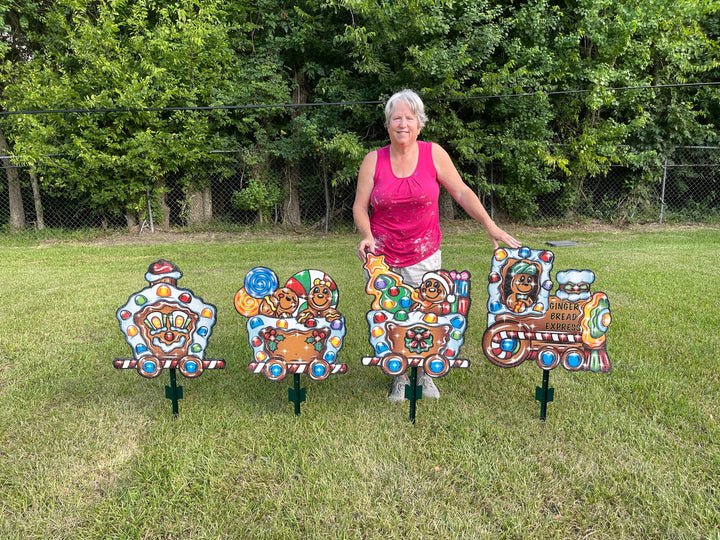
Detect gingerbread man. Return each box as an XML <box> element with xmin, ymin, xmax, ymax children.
<box><xmin>297</xmin><ymin>278</ymin><xmax>341</xmax><ymax>326</ymax></box>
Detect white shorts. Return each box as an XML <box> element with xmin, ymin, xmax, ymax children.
<box><xmin>389</xmin><ymin>250</ymin><xmax>442</xmax><ymax>288</ymax></box>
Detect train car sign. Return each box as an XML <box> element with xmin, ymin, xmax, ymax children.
<box><xmin>362</xmin><ymin>253</ymin><xmax>472</xmax><ymax>422</ymax></box>
<box><xmin>235</xmin><ymin>267</ymin><xmax>347</xmax><ymax>415</ymax></box>
<box><xmin>482</xmin><ymin>246</ymin><xmax>612</xmax><ymax>419</ymax></box>
<box><xmin>115</xmin><ymin>260</ymin><xmax>224</xmax><ymax>416</ymax></box>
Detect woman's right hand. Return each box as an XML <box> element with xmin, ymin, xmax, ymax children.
<box><xmin>357</xmin><ymin>237</ymin><xmax>376</xmax><ymax>262</ymax></box>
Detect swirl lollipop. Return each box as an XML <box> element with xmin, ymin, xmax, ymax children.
<box><xmin>234</xmin><ymin>287</ymin><xmax>261</xmax><ymax>317</ymax></box>
<box><xmin>244</xmin><ymin>267</ymin><xmax>279</xmax><ymax>299</ymax></box>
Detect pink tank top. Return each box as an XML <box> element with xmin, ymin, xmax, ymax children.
<box><xmin>370</xmin><ymin>141</ymin><xmax>441</xmax><ymax>267</ymax></box>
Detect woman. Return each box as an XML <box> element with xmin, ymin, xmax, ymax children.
<box><xmin>353</xmin><ymin>89</ymin><xmax>521</xmax><ymax>401</ymax></box>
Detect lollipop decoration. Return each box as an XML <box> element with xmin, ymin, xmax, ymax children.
<box><xmin>482</xmin><ymin>246</ymin><xmax>612</xmax><ymax>419</ymax></box>
<box><xmin>115</xmin><ymin>260</ymin><xmax>224</xmax><ymax>417</ymax></box>
<box><xmin>235</xmin><ymin>267</ymin><xmax>346</xmax><ymax>415</ymax></box>
<box><xmin>362</xmin><ymin>254</ymin><xmax>472</xmax><ymax>423</ymax></box>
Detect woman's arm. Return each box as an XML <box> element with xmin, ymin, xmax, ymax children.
<box><xmin>353</xmin><ymin>150</ymin><xmax>378</xmax><ymax>261</ymax></box>
<box><xmin>432</xmin><ymin>142</ymin><xmax>521</xmax><ymax>250</ymax></box>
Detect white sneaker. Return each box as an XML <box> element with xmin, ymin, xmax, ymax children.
<box><xmin>418</xmin><ymin>372</ymin><xmax>440</xmax><ymax>399</ymax></box>
<box><xmin>388</xmin><ymin>374</ymin><xmax>410</xmax><ymax>402</ymax></box>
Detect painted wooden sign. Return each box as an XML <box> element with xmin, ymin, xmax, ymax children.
<box><xmin>115</xmin><ymin>260</ymin><xmax>224</xmax><ymax>379</ymax></box>
<box><xmin>235</xmin><ymin>267</ymin><xmax>347</xmax><ymax>382</ymax></box>
<box><xmin>482</xmin><ymin>247</ymin><xmax>611</xmax><ymax>372</ymax></box>
<box><xmin>362</xmin><ymin>253</ymin><xmax>471</xmax><ymax>378</ymax></box>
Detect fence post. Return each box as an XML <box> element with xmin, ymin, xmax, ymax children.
<box><xmin>660</xmin><ymin>156</ymin><xmax>668</xmax><ymax>224</ymax></box>
<box><xmin>146</xmin><ymin>185</ymin><xmax>155</xmax><ymax>233</ymax></box>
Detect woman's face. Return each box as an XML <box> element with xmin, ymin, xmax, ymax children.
<box><xmin>387</xmin><ymin>101</ymin><xmax>420</xmax><ymax>146</ymax></box>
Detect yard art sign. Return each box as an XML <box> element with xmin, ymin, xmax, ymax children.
<box><xmin>482</xmin><ymin>246</ymin><xmax>612</xmax><ymax>419</ymax></box>
<box><xmin>115</xmin><ymin>260</ymin><xmax>224</xmax><ymax>416</ymax></box>
<box><xmin>235</xmin><ymin>267</ymin><xmax>347</xmax><ymax>415</ymax></box>
<box><xmin>362</xmin><ymin>253</ymin><xmax>471</xmax><ymax>422</ymax></box>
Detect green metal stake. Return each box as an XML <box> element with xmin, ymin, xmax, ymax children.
<box><xmin>405</xmin><ymin>366</ymin><xmax>423</xmax><ymax>424</ymax></box>
<box><xmin>288</xmin><ymin>373</ymin><xmax>306</xmax><ymax>416</ymax></box>
<box><xmin>535</xmin><ymin>369</ymin><xmax>554</xmax><ymax>421</ymax></box>
<box><xmin>165</xmin><ymin>368</ymin><xmax>183</xmax><ymax>418</ymax></box>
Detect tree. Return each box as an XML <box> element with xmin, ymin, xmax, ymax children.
<box><xmin>3</xmin><ymin>0</ymin><xmax>269</xmax><ymax>228</ymax></box>
<box><xmin>0</xmin><ymin>0</ymin><xmax>55</xmax><ymax>229</ymax></box>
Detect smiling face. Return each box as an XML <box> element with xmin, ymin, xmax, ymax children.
<box><xmin>387</xmin><ymin>101</ymin><xmax>421</xmax><ymax>146</ymax></box>
<box><xmin>419</xmin><ymin>278</ymin><xmax>447</xmax><ymax>303</ymax></box>
<box><xmin>275</xmin><ymin>287</ymin><xmax>299</xmax><ymax>314</ymax></box>
<box><xmin>309</xmin><ymin>284</ymin><xmax>333</xmax><ymax>310</ymax></box>
<box><xmin>511</xmin><ymin>273</ymin><xmax>536</xmax><ymax>295</ymax></box>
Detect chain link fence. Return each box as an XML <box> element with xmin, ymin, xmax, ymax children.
<box><xmin>2</xmin><ymin>145</ymin><xmax>719</xmax><ymax>231</ymax></box>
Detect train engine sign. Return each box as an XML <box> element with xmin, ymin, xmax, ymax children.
<box><xmin>362</xmin><ymin>254</ymin><xmax>471</xmax><ymax>378</ymax></box>
<box><xmin>482</xmin><ymin>247</ymin><xmax>611</xmax><ymax>372</ymax></box>
<box><xmin>235</xmin><ymin>267</ymin><xmax>347</xmax><ymax>382</ymax></box>
<box><xmin>115</xmin><ymin>260</ymin><xmax>224</xmax><ymax>378</ymax></box>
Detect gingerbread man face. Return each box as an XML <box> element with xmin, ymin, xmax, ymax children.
<box><xmin>509</xmin><ymin>273</ymin><xmax>536</xmax><ymax>297</ymax></box>
<box><xmin>274</xmin><ymin>287</ymin><xmax>299</xmax><ymax>315</ymax></box>
<box><xmin>419</xmin><ymin>278</ymin><xmax>448</xmax><ymax>304</ymax></box>
<box><xmin>308</xmin><ymin>281</ymin><xmax>333</xmax><ymax>311</ymax></box>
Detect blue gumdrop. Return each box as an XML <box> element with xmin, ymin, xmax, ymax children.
<box><xmin>184</xmin><ymin>360</ymin><xmax>199</xmax><ymax>373</ymax></box>
<box><xmin>451</xmin><ymin>316</ymin><xmax>464</xmax><ymax>328</ymax></box>
<box><xmin>400</xmin><ymin>297</ymin><xmax>412</xmax><ymax>308</ymax></box>
<box><xmin>135</xmin><ymin>344</ymin><xmax>148</xmax><ymax>354</ymax></box>
<box><xmin>375</xmin><ymin>342</ymin><xmax>389</xmax><ymax>355</ymax></box>
<box><xmin>268</xmin><ymin>363</ymin><xmax>284</xmax><ymax>378</ymax></box>
<box><xmin>249</xmin><ymin>317</ymin><xmax>263</xmax><ymax>329</ymax></box>
<box><xmin>566</xmin><ymin>352</ymin><xmax>582</xmax><ymax>368</ymax></box>
<box><xmin>387</xmin><ymin>358</ymin><xmax>402</xmax><ymax>373</ymax></box>
<box><xmin>539</xmin><ymin>350</ymin><xmax>556</xmax><ymax>366</ymax></box>
<box><xmin>312</xmin><ymin>363</ymin><xmax>328</xmax><ymax>378</ymax></box>
<box><xmin>519</xmin><ymin>246</ymin><xmax>530</xmax><ymax>258</ymax></box>
<box><xmin>197</xmin><ymin>327</ymin><xmax>209</xmax><ymax>337</ymax></box>
<box><xmin>429</xmin><ymin>359</ymin><xmax>445</xmax><ymax>374</ymax></box>
<box><xmin>142</xmin><ymin>360</ymin><xmax>158</xmax><ymax>374</ymax></box>
<box><xmin>490</xmin><ymin>301</ymin><xmax>503</xmax><ymax>312</ymax></box>
<box><xmin>324</xmin><ymin>351</ymin><xmax>336</xmax><ymax>363</ymax></box>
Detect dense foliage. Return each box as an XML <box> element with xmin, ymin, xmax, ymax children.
<box><xmin>1</xmin><ymin>0</ymin><xmax>719</xmax><ymax>228</ymax></box>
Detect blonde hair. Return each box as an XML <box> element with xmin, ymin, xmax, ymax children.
<box><xmin>384</xmin><ymin>89</ymin><xmax>428</xmax><ymax>128</ymax></box>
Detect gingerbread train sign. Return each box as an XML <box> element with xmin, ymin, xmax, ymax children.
<box><xmin>483</xmin><ymin>246</ymin><xmax>611</xmax><ymax>372</ymax></box>
<box><xmin>362</xmin><ymin>253</ymin><xmax>471</xmax><ymax>382</ymax></box>
<box><xmin>114</xmin><ymin>260</ymin><xmax>224</xmax><ymax>417</ymax></box>
<box><xmin>235</xmin><ymin>267</ymin><xmax>347</xmax><ymax>383</ymax></box>
<box><xmin>115</xmin><ymin>260</ymin><xmax>223</xmax><ymax>379</ymax></box>
<box><xmin>482</xmin><ymin>246</ymin><xmax>611</xmax><ymax>419</ymax></box>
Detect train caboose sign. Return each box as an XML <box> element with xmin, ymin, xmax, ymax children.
<box><xmin>482</xmin><ymin>246</ymin><xmax>611</xmax><ymax>373</ymax></box>
<box><xmin>115</xmin><ymin>260</ymin><xmax>224</xmax><ymax>379</ymax></box>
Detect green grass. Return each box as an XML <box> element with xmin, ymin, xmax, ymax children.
<box><xmin>0</xmin><ymin>225</ymin><xmax>718</xmax><ymax>539</ymax></box>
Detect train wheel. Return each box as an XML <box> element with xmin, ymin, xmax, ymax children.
<box><xmin>309</xmin><ymin>359</ymin><xmax>331</xmax><ymax>381</ymax></box>
<box><xmin>137</xmin><ymin>356</ymin><xmax>163</xmax><ymax>378</ymax></box>
<box><xmin>179</xmin><ymin>356</ymin><xmax>204</xmax><ymax>378</ymax></box>
<box><xmin>561</xmin><ymin>348</ymin><xmax>585</xmax><ymax>371</ymax></box>
<box><xmin>424</xmin><ymin>354</ymin><xmax>450</xmax><ymax>378</ymax></box>
<box><xmin>381</xmin><ymin>354</ymin><xmax>408</xmax><ymax>377</ymax></box>
<box><xmin>535</xmin><ymin>346</ymin><xmax>561</xmax><ymax>370</ymax></box>
<box><xmin>264</xmin><ymin>359</ymin><xmax>288</xmax><ymax>381</ymax></box>
<box><xmin>482</xmin><ymin>322</ymin><xmax>529</xmax><ymax>368</ymax></box>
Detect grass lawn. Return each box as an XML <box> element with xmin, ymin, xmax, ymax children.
<box><xmin>0</xmin><ymin>224</ymin><xmax>718</xmax><ymax>539</ymax></box>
